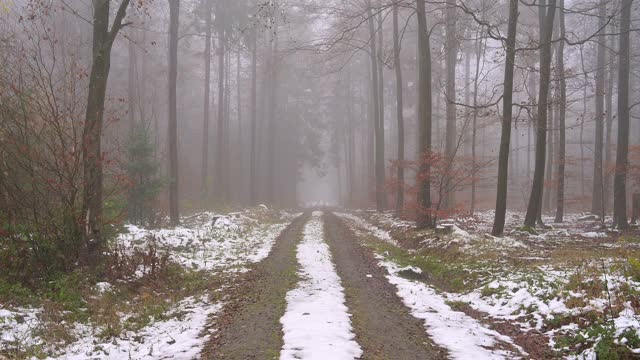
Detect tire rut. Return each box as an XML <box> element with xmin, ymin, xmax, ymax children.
<box><xmin>323</xmin><ymin>212</ymin><xmax>448</xmax><ymax>360</ymax></box>
<box><xmin>201</xmin><ymin>213</ymin><xmax>309</xmax><ymax>360</ymax></box>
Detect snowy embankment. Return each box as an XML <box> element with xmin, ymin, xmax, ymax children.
<box><xmin>54</xmin><ymin>297</ymin><xmax>223</xmax><ymax>360</ymax></box>
<box><xmin>337</xmin><ymin>213</ymin><xmax>523</xmax><ymax>359</ymax></box>
<box><xmin>381</xmin><ymin>261</ymin><xmax>524</xmax><ymax>359</ymax></box>
<box><xmin>280</xmin><ymin>212</ymin><xmax>362</xmax><ymax>360</ymax></box>
<box><xmin>338</xmin><ymin>211</ymin><xmax>640</xmax><ymax>359</ymax></box>
<box><xmin>1</xmin><ymin>208</ymin><xmax>296</xmax><ymax>359</ymax></box>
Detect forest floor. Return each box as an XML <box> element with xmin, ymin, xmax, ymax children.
<box><xmin>1</xmin><ymin>207</ymin><xmax>639</xmax><ymax>359</ymax></box>
<box><xmin>335</xmin><ymin>209</ymin><xmax>640</xmax><ymax>359</ymax></box>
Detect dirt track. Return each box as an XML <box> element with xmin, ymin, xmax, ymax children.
<box><xmin>203</xmin><ymin>211</ymin><xmax>447</xmax><ymax>359</ymax></box>
<box><xmin>202</xmin><ymin>213</ymin><xmax>308</xmax><ymax>359</ymax></box>
<box><xmin>323</xmin><ymin>212</ymin><xmax>447</xmax><ymax>360</ymax></box>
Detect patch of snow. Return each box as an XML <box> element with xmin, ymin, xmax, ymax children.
<box><xmin>52</xmin><ymin>296</ymin><xmax>222</xmax><ymax>360</ymax></box>
<box><xmin>119</xmin><ymin>213</ymin><xmax>288</xmax><ymax>272</ymax></box>
<box><xmin>280</xmin><ymin>212</ymin><xmax>362</xmax><ymax>360</ymax></box>
<box><xmin>2</xmin><ymin>209</ymin><xmax>296</xmax><ymax>359</ymax></box>
<box><xmin>94</xmin><ymin>282</ymin><xmax>113</xmax><ymax>294</ymax></box>
<box><xmin>379</xmin><ymin>259</ymin><xmax>523</xmax><ymax>359</ymax></box>
<box><xmin>581</xmin><ymin>231</ymin><xmax>608</xmax><ymax>238</ymax></box>
<box><xmin>0</xmin><ymin>307</ymin><xmax>43</xmax><ymax>352</ymax></box>
<box><xmin>335</xmin><ymin>212</ymin><xmax>398</xmax><ymax>246</ymax></box>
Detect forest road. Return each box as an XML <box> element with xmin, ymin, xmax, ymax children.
<box><xmin>323</xmin><ymin>212</ymin><xmax>447</xmax><ymax>360</ymax></box>
<box><xmin>201</xmin><ymin>213</ymin><xmax>309</xmax><ymax>360</ymax></box>
<box><xmin>202</xmin><ymin>211</ymin><xmax>446</xmax><ymax>360</ymax></box>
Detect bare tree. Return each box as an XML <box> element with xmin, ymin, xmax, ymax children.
<box><xmin>365</xmin><ymin>0</ymin><xmax>385</xmax><ymax>211</ymax></box>
<box><xmin>215</xmin><ymin>0</ymin><xmax>228</xmax><ymax>203</ymax></box>
<box><xmin>443</xmin><ymin>0</ymin><xmax>457</xmax><ymax>210</ymax></box>
<box><xmin>524</xmin><ymin>0</ymin><xmax>556</xmax><ymax>227</ymax></box>
<box><xmin>492</xmin><ymin>0</ymin><xmax>519</xmax><ymax>237</ymax></box>
<box><xmin>82</xmin><ymin>0</ymin><xmax>131</xmax><ymax>262</ymax></box>
<box><xmin>250</xmin><ymin>27</ymin><xmax>258</xmax><ymax>205</ymax></box>
<box><xmin>613</xmin><ymin>0</ymin><xmax>634</xmax><ymax>229</ymax></box>
<box><xmin>168</xmin><ymin>0</ymin><xmax>180</xmax><ymax>226</ymax></box>
<box><xmin>201</xmin><ymin>0</ymin><xmax>213</xmax><ymax>203</ymax></box>
<box><xmin>393</xmin><ymin>1</ymin><xmax>404</xmax><ymax>215</ymax></box>
<box><xmin>554</xmin><ymin>0</ymin><xmax>567</xmax><ymax>223</ymax></box>
<box><xmin>416</xmin><ymin>0</ymin><xmax>433</xmax><ymax>229</ymax></box>
<box><xmin>591</xmin><ymin>0</ymin><xmax>606</xmax><ymax>217</ymax></box>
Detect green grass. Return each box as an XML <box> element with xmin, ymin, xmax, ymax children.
<box><xmin>366</xmin><ymin>239</ymin><xmax>482</xmax><ymax>292</ymax></box>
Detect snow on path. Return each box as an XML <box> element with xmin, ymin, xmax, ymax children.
<box><xmin>380</xmin><ymin>260</ymin><xmax>523</xmax><ymax>360</ymax></box>
<box><xmin>280</xmin><ymin>212</ymin><xmax>363</xmax><ymax>360</ymax></box>
<box><xmin>337</xmin><ymin>212</ymin><xmax>523</xmax><ymax>360</ymax></box>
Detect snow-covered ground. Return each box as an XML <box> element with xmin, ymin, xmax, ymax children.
<box><xmin>337</xmin><ymin>213</ymin><xmax>523</xmax><ymax>359</ymax></box>
<box><xmin>52</xmin><ymin>296</ymin><xmax>223</xmax><ymax>360</ymax></box>
<box><xmin>337</xmin><ymin>211</ymin><xmax>640</xmax><ymax>359</ymax></box>
<box><xmin>1</xmin><ymin>208</ymin><xmax>296</xmax><ymax>359</ymax></box>
<box><xmin>280</xmin><ymin>212</ymin><xmax>362</xmax><ymax>360</ymax></box>
<box><xmin>381</xmin><ymin>260</ymin><xmax>524</xmax><ymax>359</ymax></box>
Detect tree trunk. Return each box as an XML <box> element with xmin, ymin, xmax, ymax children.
<box><xmin>416</xmin><ymin>0</ymin><xmax>433</xmax><ymax>229</ymax></box>
<box><xmin>544</xmin><ymin>88</ymin><xmax>554</xmax><ymax>211</ymax></box>
<box><xmin>83</xmin><ymin>0</ymin><xmax>131</xmax><ymax>262</ymax></box>
<box><xmin>376</xmin><ymin>6</ymin><xmax>387</xmax><ymax>210</ymax></box>
<box><xmin>524</xmin><ymin>0</ymin><xmax>556</xmax><ymax>227</ymax></box>
<box><xmin>347</xmin><ymin>64</ymin><xmax>355</xmax><ymax>208</ymax></box>
<box><xmin>393</xmin><ymin>3</ymin><xmax>404</xmax><ymax>215</ymax></box>
<box><xmin>267</xmin><ymin>0</ymin><xmax>279</xmax><ymax>204</ymax></box>
<box><xmin>128</xmin><ymin>31</ymin><xmax>137</xmax><ymax>132</ymax></box>
<box><xmin>471</xmin><ymin>32</ymin><xmax>484</xmax><ymax>215</ymax></box>
<box><xmin>613</xmin><ymin>0</ymin><xmax>633</xmax><ymax>229</ymax></box>
<box><xmin>491</xmin><ymin>0</ymin><xmax>519</xmax><ymax>237</ymax></box>
<box><xmin>555</xmin><ymin>0</ymin><xmax>566</xmax><ymax>223</ymax></box>
<box><xmin>366</xmin><ymin>1</ymin><xmax>384</xmax><ymax>211</ymax></box>
<box><xmin>604</xmin><ymin>22</ymin><xmax>616</xmax><ymax>212</ymax></box>
<box><xmin>201</xmin><ymin>0</ymin><xmax>212</xmax><ymax>202</ymax></box>
<box><xmin>250</xmin><ymin>29</ymin><xmax>258</xmax><ymax>205</ymax></box>
<box><xmin>591</xmin><ymin>0</ymin><xmax>606</xmax><ymax>216</ymax></box>
<box><xmin>215</xmin><ymin>4</ymin><xmax>227</xmax><ymax>203</ymax></box>
<box><xmin>444</xmin><ymin>0</ymin><xmax>457</xmax><ymax>210</ymax></box>
<box><xmin>236</xmin><ymin>48</ymin><xmax>243</xmax><ymax>205</ymax></box>
<box><xmin>168</xmin><ymin>0</ymin><xmax>180</xmax><ymax>226</ymax></box>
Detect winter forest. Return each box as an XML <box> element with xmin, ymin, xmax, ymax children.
<box><xmin>2</xmin><ymin>0</ymin><xmax>640</xmax><ymax>359</ymax></box>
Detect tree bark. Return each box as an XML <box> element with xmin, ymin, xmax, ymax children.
<box><xmin>491</xmin><ymin>0</ymin><xmax>519</xmax><ymax>237</ymax></box>
<box><xmin>613</xmin><ymin>0</ymin><xmax>633</xmax><ymax>229</ymax></box>
<box><xmin>416</xmin><ymin>0</ymin><xmax>433</xmax><ymax>229</ymax></box>
<box><xmin>524</xmin><ymin>0</ymin><xmax>556</xmax><ymax>227</ymax></box>
<box><xmin>168</xmin><ymin>0</ymin><xmax>180</xmax><ymax>226</ymax></box>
